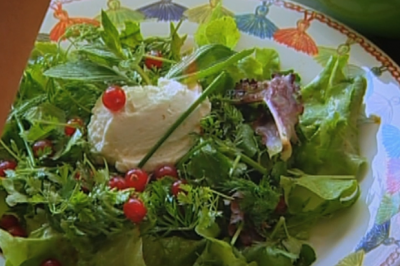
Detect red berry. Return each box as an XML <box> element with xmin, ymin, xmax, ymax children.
<box><xmin>102</xmin><ymin>86</ymin><xmax>126</xmax><ymax>112</ymax></box>
<box><xmin>7</xmin><ymin>225</ymin><xmax>27</xmax><ymax>237</ymax></box>
<box><xmin>65</xmin><ymin>118</ymin><xmax>84</xmax><ymax>136</ymax></box>
<box><xmin>274</xmin><ymin>196</ymin><xmax>287</xmax><ymax>215</ymax></box>
<box><xmin>41</xmin><ymin>259</ymin><xmax>62</xmax><ymax>266</ymax></box>
<box><xmin>0</xmin><ymin>215</ymin><xmax>19</xmax><ymax>230</ymax></box>
<box><xmin>153</xmin><ymin>165</ymin><xmax>178</xmax><ymax>180</ymax></box>
<box><xmin>123</xmin><ymin>198</ymin><xmax>147</xmax><ymax>223</ymax></box>
<box><xmin>125</xmin><ymin>168</ymin><xmax>149</xmax><ymax>192</ymax></box>
<box><xmin>171</xmin><ymin>180</ymin><xmax>187</xmax><ymax>196</ymax></box>
<box><xmin>32</xmin><ymin>140</ymin><xmax>54</xmax><ymax>158</ymax></box>
<box><xmin>0</xmin><ymin>161</ymin><xmax>17</xmax><ymax>177</ymax></box>
<box><xmin>108</xmin><ymin>176</ymin><xmax>127</xmax><ymax>190</ymax></box>
<box><xmin>145</xmin><ymin>50</ymin><xmax>163</xmax><ymax>69</ymax></box>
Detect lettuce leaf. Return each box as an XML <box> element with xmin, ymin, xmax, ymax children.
<box><xmin>142</xmin><ymin>236</ymin><xmax>206</xmax><ymax>266</ymax></box>
<box><xmin>194</xmin><ymin>3</ymin><xmax>240</xmax><ymax>49</ymax></box>
<box><xmin>90</xmin><ymin>229</ymin><xmax>146</xmax><ymax>266</ymax></box>
<box><xmin>193</xmin><ymin>237</ymin><xmax>256</xmax><ymax>266</ymax></box>
<box><xmin>227</xmin><ymin>48</ymin><xmax>280</xmax><ymax>83</ymax></box>
<box><xmin>280</xmin><ymin>172</ymin><xmax>359</xmax><ymax>216</ymax></box>
<box><xmin>0</xmin><ymin>226</ymin><xmax>77</xmax><ymax>266</ymax></box>
<box><xmin>295</xmin><ymin>55</ymin><xmax>367</xmax><ymax>176</ymax></box>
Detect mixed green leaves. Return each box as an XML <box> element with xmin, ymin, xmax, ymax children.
<box><xmin>0</xmin><ymin>7</ymin><xmax>369</xmax><ymax>266</ymax></box>
<box><xmin>294</xmin><ymin>55</ymin><xmax>367</xmax><ymax>176</ymax></box>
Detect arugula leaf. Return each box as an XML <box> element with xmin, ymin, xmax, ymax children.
<box><xmin>100</xmin><ymin>10</ymin><xmax>124</xmax><ymax>58</ymax></box>
<box><xmin>21</xmin><ymin>103</ymin><xmax>66</xmax><ymax>142</ymax></box>
<box><xmin>295</xmin><ymin>55</ymin><xmax>367</xmax><ymax>175</ymax></box>
<box><xmin>174</xmin><ymin>48</ymin><xmax>254</xmax><ymax>83</ymax></box>
<box><xmin>166</xmin><ymin>44</ymin><xmax>236</xmax><ymax>79</ymax></box>
<box><xmin>77</xmin><ymin>45</ymin><xmax>120</xmax><ymax>67</ymax></box>
<box><xmin>53</xmin><ymin>129</ymin><xmax>89</xmax><ymax>162</ymax></box>
<box><xmin>143</xmin><ymin>236</ymin><xmax>206</xmax><ymax>266</ymax></box>
<box><xmin>185</xmin><ymin>144</ymin><xmax>232</xmax><ymax>185</ymax></box>
<box><xmin>44</xmin><ymin>61</ymin><xmax>125</xmax><ymax>82</ymax></box>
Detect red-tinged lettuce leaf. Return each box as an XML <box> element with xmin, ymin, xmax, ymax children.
<box><xmin>253</xmin><ymin>113</ymin><xmax>282</xmax><ymax>158</ymax></box>
<box><xmin>265</xmin><ymin>75</ymin><xmax>303</xmax><ymax>160</ymax></box>
<box><xmin>234</xmin><ymin>75</ymin><xmax>303</xmax><ymax>160</ymax></box>
<box><xmin>295</xmin><ymin>55</ymin><xmax>367</xmax><ymax>175</ymax></box>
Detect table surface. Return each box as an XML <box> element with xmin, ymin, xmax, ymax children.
<box><xmin>367</xmin><ymin>37</ymin><xmax>399</xmax><ymax>64</ymax></box>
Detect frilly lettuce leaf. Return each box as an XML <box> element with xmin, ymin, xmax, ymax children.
<box><xmin>227</xmin><ymin>48</ymin><xmax>280</xmax><ymax>83</ymax></box>
<box><xmin>194</xmin><ymin>3</ymin><xmax>240</xmax><ymax>49</ymax></box>
<box><xmin>295</xmin><ymin>55</ymin><xmax>367</xmax><ymax>176</ymax></box>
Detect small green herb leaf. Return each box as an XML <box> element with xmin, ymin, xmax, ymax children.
<box><xmin>44</xmin><ymin>61</ymin><xmax>124</xmax><ymax>82</ymax></box>
<box><xmin>100</xmin><ymin>10</ymin><xmax>124</xmax><ymax>58</ymax></box>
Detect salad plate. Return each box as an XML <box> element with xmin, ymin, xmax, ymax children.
<box><xmin>0</xmin><ymin>0</ymin><xmax>400</xmax><ymax>265</ymax></box>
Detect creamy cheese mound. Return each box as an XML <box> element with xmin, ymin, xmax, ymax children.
<box><xmin>87</xmin><ymin>78</ymin><xmax>211</xmax><ymax>172</ymax></box>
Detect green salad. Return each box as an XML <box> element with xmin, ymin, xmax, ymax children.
<box><xmin>0</xmin><ymin>6</ymin><xmax>367</xmax><ymax>266</ymax></box>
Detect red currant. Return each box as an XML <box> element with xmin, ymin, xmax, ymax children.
<box><xmin>0</xmin><ymin>161</ymin><xmax>17</xmax><ymax>176</ymax></box>
<box><xmin>7</xmin><ymin>225</ymin><xmax>27</xmax><ymax>237</ymax></box>
<box><xmin>153</xmin><ymin>165</ymin><xmax>178</xmax><ymax>180</ymax></box>
<box><xmin>64</xmin><ymin>118</ymin><xmax>84</xmax><ymax>136</ymax></box>
<box><xmin>171</xmin><ymin>180</ymin><xmax>187</xmax><ymax>196</ymax></box>
<box><xmin>123</xmin><ymin>198</ymin><xmax>147</xmax><ymax>223</ymax></box>
<box><xmin>41</xmin><ymin>259</ymin><xmax>62</xmax><ymax>266</ymax></box>
<box><xmin>108</xmin><ymin>176</ymin><xmax>127</xmax><ymax>190</ymax></box>
<box><xmin>145</xmin><ymin>50</ymin><xmax>163</xmax><ymax>69</ymax></box>
<box><xmin>125</xmin><ymin>168</ymin><xmax>149</xmax><ymax>192</ymax></box>
<box><xmin>102</xmin><ymin>86</ymin><xmax>126</xmax><ymax>112</ymax></box>
<box><xmin>32</xmin><ymin>140</ymin><xmax>54</xmax><ymax>158</ymax></box>
<box><xmin>0</xmin><ymin>215</ymin><xmax>19</xmax><ymax>230</ymax></box>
